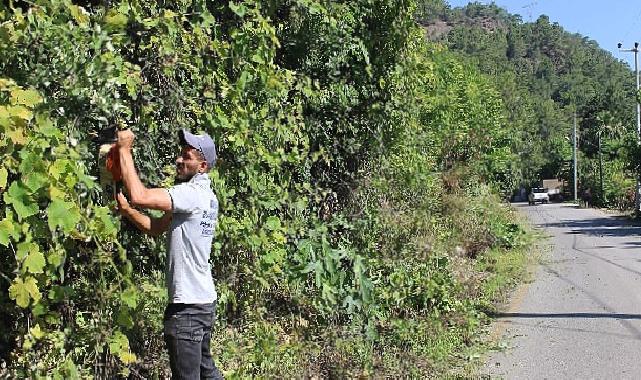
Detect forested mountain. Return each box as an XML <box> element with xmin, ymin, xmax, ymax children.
<box><xmin>424</xmin><ymin>1</ymin><xmax>638</xmax><ymax>206</ymax></box>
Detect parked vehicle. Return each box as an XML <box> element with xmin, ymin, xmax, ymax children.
<box><xmin>528</xmin><ymin>188</ymin><xmax>549</xmax><ymax>205</ymax></box>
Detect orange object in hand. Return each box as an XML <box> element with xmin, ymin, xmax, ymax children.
<box><xmin>105</xmin><ymin>145</ymin><xmax>122</xmax><ymax>181</ymax></box>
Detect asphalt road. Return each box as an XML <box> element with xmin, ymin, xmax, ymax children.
<box><xmin>482</xmin><ymin>202</ymin><xmax>641</xmax><ymax>380</ymax></box>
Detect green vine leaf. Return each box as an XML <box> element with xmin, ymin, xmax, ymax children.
<box><xmin>109</xmin><ymin>331</ymin><xmax>137</xmax><ymax>364</ymax></box>
<box><xmin>7</xmin><ymin>105</ymin><xmax>32</xmax><ymax>121</ymax></box>
<box><xmin>104</xmin><ymin>10</ymin><xmax>128</xmax><ymax>30</ymax></box>
<box><xmin>4</xmin><ymin>181</ymin><xmax>39</xmax><ymax>220</ymax></box>
<box><xmin>35</xmin><ymin>114</ymin><xmax>57</xmax><ymax>137</ymax></box>
<box><xmin>120</xmin><ymin>286</ymin><xmax>138</xmax><ymax>308</ymax></box>
<box><xmin>0</xmin><ymin>167</ymin><xmax>7</xmax><ymax>188</ymax></box>
<box><xmin>6</xmin><ymin>125</ymin><xmax>28</xmax><ymax>144</ymax></box>
<box><xmin>117</xmin><ymin>308</ymin><xmax>134</xmax><ymax>328</ymax></box>
<box><xmin>48</xmin><ymin>159</ymin><xmax>69</xmax><ymax>181</ymax></box>
<box><xmin>0</xmin><ymin>78</ymin><xmax>16</xmax><ymax>89</ymax></box>
<box><xmin>0</xmin><ymin>107</ymin><xmax>9</xmax><ymax>128</ymax></box>
<box><xmin>0</xmin><ymin>215</ymin><xmax>20</xmax><ymax>246</ymax></box>
<box><xmin>17</xmin><ymin>241</ymin><xmax>38</xmax><ymax>261</ymax></box>
<box><xmin>24</xmin><ymin>249</ymin><xmax>46</xmax><ymax>274</ymax></box>
<box><xmin>264</xmin><ymin>216</ymin><xmax>281</xmax><ymax>230</ymax></box>
<box><xmin>93</xmin><ymin>206</ymin><xmax>117</xmax><ymax>237</ymax></box>
<box><xmin>30</xmin><ymin>324</ymin><xmax>45</xmax><ymax>340</ymax></box>
<box><xmin>229</xmin><ymin>2</ymin><xmax>247</xmax><ymax>17</ymax></box>
<box><xmin>47</xmin><ymin>199</ymin><xmax>80</xmax><ymax>233</ymax></box>
<box><xmin>9</xmin><ymin>276</ymin><xmax>41</xmax><ymax>308</ymax></box>
<box><xmin>67</xmin><ymin>4</ymin><xmax>90</xmax><ymax>26</ymax></box>
<box><xmin>19</xmin><ymin>151</ymin><xmax>46</xmax><ymax>174</ymax></box>
<box><xmin>47</xmin><ymin>249</ymin><xmax>63</xmax><ymax>267</ymax></box>
<box><xmin>23</xmin><ymin>172</ymin><xmax>48</xmax><ymax>193</ymax></box>
<box><xmin>10</xmin><ymin>88</ymin><xmax>42</xmax><ymax>107</ymax></box>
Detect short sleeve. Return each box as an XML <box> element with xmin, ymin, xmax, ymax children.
<box><xmin>167</xmin><ymin>183</ymin><xmax>205</xmax><ymax>214</ymax></box>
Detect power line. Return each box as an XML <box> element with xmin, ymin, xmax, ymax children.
<box><xmin>520</xmin><ymin>1</ymin><xmax>537</xmax><ymax>21</ymax></box>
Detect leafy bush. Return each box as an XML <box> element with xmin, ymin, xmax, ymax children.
<box><xmin>0</xmin><ymin>0</ymin><xmax>531</xmax><ymax>377</ymax></box>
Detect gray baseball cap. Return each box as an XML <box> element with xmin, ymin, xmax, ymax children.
<box><xmin>178</xmin><ymin>129</ymin><xmax>217</xmax><ymax>168</ymax></box>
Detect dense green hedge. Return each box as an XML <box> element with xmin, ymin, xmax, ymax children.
<box><xmin>0</xmin><ymin>0</ymin><xmax>527</xmax><ymax>377</ymax></box>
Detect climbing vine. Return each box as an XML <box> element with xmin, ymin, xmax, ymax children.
<box><xmin>0</xmin><ymin>0</ymin><xmax>527</xmax><ymax>377</ymax></box>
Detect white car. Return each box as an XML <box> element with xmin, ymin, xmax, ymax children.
<box><xmin>528</xmin><ymin>188</ymin><xmax>549</xmax><ymax>205</ymax></box>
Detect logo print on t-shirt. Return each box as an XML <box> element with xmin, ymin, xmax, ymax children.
<box><xmin>201</xmin><ymin>209</ymin><xmax>216</xmax><ymax>236</ymax></box>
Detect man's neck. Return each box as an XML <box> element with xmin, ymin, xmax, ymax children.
<box><xmin>175</xmin><ymin>172</ymin><xmax>205</xmax><ymax>185</ymax></box>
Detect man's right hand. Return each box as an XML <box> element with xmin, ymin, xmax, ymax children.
<box><xmin>117</xmin><ymin>130</ymin><xmax>135</xmax><ymax>151</ymax></box>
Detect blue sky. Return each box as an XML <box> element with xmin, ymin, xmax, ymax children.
<box><xmin>447</xmin><ymin>1</ymin><xmax>641</xmax><ymax>69</ymax></box>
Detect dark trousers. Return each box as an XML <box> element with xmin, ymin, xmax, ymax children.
<box><xmin>163</xmin><ymin>304</ymin><xmax>224</xmax><ymax>380</ymax></box>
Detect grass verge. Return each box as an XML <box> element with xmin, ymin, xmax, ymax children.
<box><xmin>210</xmin><ymin>200</ymin><xmax>544</xmax><ymax>379</ymax></box>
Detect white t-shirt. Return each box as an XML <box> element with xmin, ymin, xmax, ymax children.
<box><xmin>165</xmin><ymin>173</ymin><xmax>218</xmax><ymax>304</ymax></box>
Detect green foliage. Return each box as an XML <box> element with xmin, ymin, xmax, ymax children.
<box><xmin>0</xmin><ymin>0</ymin><xmax>535</xmax><ymax>377</ymax></box>
<box><xmin>0</xmin><ymin>77</ymin><xmax>133</xmax><ymax>377</ymax></box>
<box><xmin>434</xmin><ymin>3</ymin><xmax>637</xmax><ymax>191</ymax></box>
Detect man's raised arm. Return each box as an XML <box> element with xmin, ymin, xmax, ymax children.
<box><xmin>116</xmin><ymin>130</ymin><xmax>172</xmax><ymax>212</ymax></box>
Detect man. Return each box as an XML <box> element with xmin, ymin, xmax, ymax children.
<box><xmin>115</xmin><ymin>129</ymin><xmax>223</xmax><ymax>380</ymax></box>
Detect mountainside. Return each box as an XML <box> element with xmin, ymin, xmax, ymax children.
<box><xmin>422</xmin><ymin>1</ymin><xmax>637</xmax><ymax>205</ymax></box>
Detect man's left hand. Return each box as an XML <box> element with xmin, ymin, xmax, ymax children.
<box><xmin>116</xmin><ymin>191</ymin><xmax>131</xmax><ymax>215</ymax></box>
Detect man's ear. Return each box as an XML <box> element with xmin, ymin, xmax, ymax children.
<box><xmin>199</xmin><ymin>160</ymin><xmax>209</xmax><ymax>173</ymax></box>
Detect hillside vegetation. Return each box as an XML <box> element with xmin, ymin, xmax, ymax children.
<box><xmin>0</xmin><ymin>0</ymin><xmax>631</xmax><ymax>378</ymax></box>
<box><xmin>423</xmin><ymin>1</ymin><xmax>639</xmax><ymax>207</ymax></box>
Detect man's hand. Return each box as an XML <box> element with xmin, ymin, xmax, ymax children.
<box><xmin>117</xmin><ymin>130</ymin><xmax>135</xmax><ymax>151</ymax></box>
<box><xmin>115</xmin><ymin>190</ymin><xmax>172</xmax><ymax>236</ymax></box>
<box><xmin>116</xmin><ymin>191</ymin><xmax>131</xmax><ymax>215</ymax></box>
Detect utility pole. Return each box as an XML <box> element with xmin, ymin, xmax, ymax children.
<box><xmin>618</xmin><ymin>42</ymin><xmax>641</xmax><ymax>213</ymax></box>
<box><xmin>573</xmin><ymin>111</ymin><xmax>578</xmax><ymax>202</ymax></box>
<box><xmin>598</xmin><ymin>131</ymin><xmax>603</xmax><ymax>204</ymax></box>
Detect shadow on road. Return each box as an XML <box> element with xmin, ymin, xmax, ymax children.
<box><xmin>540</xmin><ymin>216</ymin><xmax>641</xmax><ymax>238</ymax></box>
<box><xmin>489</xmin><ymin>312</ymin><xmax>641</xmax><ymax>320</ymax></box>
<box><xmin>488</xmin><ymin>319</ymin><xmax>641</xmax><ymax>342</ymax></box>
